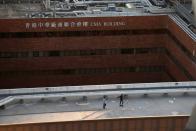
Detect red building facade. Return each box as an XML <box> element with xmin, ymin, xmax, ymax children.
<box><xmin>0</xmin><ymin>15</ymin><xmax>195</xmax><ymax>88</ymax></box>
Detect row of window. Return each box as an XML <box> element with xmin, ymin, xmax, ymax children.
<box><xmin>0</xmin><ymin>66</ymin><xmax>164</xmax><ymax>77</ymax></box>
<box><xmin>0</xmin><ymin>29</ymin><xmax>167</xmax><ymax>38</ymax></box>
<box><xmin>168</xmin><ymin>31</ymin><xmax>196</xmax><ymax>63</ymax></box>
<box><xmin>0</xmin><ymin>47</ymin><xmax>165</xmax><ymax>58</ymax></box>
<box><xmin>166</xmin><ymin>50</ymin><xmax>194</xmax><ymax>81</ymax></box>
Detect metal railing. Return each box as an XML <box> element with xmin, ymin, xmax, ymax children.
<box><xmin>169</xmin><ymin>14</ymin><xmax>196</xmax><ymax>40</ymax></box>
<box><xmin>173</xmin><ymin>0</ymin><xmax>196</xmax><ymax>27</ymax></box>
<box><xmin>0</xmin><ymin>82</ymin><xmax>196</xmax><ymax>109</ymax></box>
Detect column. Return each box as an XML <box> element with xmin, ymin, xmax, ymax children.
<box><xmin>193</xmin><ymin>0</ymin><xmax>196</xmax><ymax>22</ymax></box>
<box><xmin>45</xmin><ymin>0</ymin><xmax>50</xmax><ymax>10</ymax></box>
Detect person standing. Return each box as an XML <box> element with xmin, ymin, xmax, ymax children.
<box><xmin>119</xmin><ymin>94</ymin><xmax>124</xmax><ymax>107</ymax></box>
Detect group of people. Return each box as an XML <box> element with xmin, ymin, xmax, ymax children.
<box><xmin>103</xmin><ymin>94</ymin><xmax>124</xmax><ymax>109</ymax></box>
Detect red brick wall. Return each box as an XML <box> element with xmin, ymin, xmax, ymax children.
<box><xmin>0</xmin><ymin>15</ymin><xmax>195</xmax><ymax>88</ymax></box>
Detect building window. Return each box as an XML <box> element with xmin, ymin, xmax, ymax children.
<box><xmin>0</xmin><ymin>47</ymin><xmax>165</xmax><ymax>59</ymax></box>
<box><xmin>135</xmin><ymin>48</ymin><xmax>149</xmax><ymax>54</ymax></box>
<box><xmin>32</xmin><ymin>51</ymin><xmax>39</xmax><ymax>57</ymax></box>
<box><xmin>48</xmin><ymin>51</ymin><xmax>60</xmax><ymax>57</ymax></box>
<box><xmin>0</xmin><ymin>66</ymin><xmax>164</xmax><ymax>78</ymax></box>
<box><xmin>121</xmin><ymin>48</ymin><xmax>134</xmax><ymax>54</ymax></box>
<box><xmin>19</xmin><ymin>52</ymin><xmax>29</xmax><ymax>58</ymax></box>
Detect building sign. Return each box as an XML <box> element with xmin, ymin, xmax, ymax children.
<box><xmin>25</xmin><ymin>21</ymin><xmax>126</xmax><ymax>29</ymax></box>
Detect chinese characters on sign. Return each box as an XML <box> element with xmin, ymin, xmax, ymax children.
<box><xmin>25</xmin><ymin>21</ymin><xmax>126</xmax><ymax>29</ymax></box>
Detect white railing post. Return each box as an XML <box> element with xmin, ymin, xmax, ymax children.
<box><xmin>193</xmin><ymin>0</ymin><xmax>196</xmax><ymax>23</ymax></box>
<box><xmin>45</xmin><ymin>0</ymin><xmax>51</xmax><ymax>10</ymax></box>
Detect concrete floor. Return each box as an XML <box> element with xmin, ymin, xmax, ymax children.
<box><xmin>0</xmin><ymin>93</ymin><xmax>195</xmax><ymax>125</ymax></box>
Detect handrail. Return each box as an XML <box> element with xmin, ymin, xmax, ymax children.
<box><xmin>169</xmin><ymin>14</ymin><xmax>196</xmax><ymax>41</ymax></box>
<box><xmin>0</xmin><ymin>84</ymin><xmax>196</xmax><ymax>97</ymax></box>
<box><xmin>172</xmin><ymin>0</ymin><xmax>196</xmax><ymax>27</ymax></box>
<box><xmin>0</xmin><ymin>96</ymin><xmax>14</xmax><ymax>106</ymax></box>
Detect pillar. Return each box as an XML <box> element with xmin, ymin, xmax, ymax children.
<box><xmin>185</xmin><ymin>105</ymin><xmax>196</xmax><ymax>131</ymax></box>
<box><xmin>193</xmin><ymin>0</ymin><xmax>196</xmax><ymax>22</ymax></box>
<box><xmin>45</xmin><ymin>0</ymin><xmax>50</xmax><ymax>10</ymax></box>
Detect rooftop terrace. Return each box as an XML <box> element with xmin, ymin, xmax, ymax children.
<box><xmin>0</xmin><ymin>82</ymin><xmax>196</xmax><ymax>125</ymax></box>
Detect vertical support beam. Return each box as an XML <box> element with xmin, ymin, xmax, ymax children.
<box><xmin>185</xmin><ymin>105</ymin><xmax>196</xmax><ymax>131</ymax></box>
<box><xmin>45</xmin><ymin>0</ymin><xmax>50</xmax><ymax>10</ymax></box>
<box><xmin>193</xmin><ymin>0</ymin><xmax>196</xmax><ymax>22</ymax></box>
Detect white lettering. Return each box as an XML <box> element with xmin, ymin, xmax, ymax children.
<box><xmin>32</xmin><ymin>23</ymin><xmax>37</xmax><ymax>28</ymax></box>
<box><xmin>83</xmin><ymin>22</ymin><xmax>88</xmax><ymax>27</ymax></box>
<box><xmin>51</xmin><ymin>22</ymin><xmax>56</xmax><ymax>28</ymax></box>
<box><xmin>57</xmin><ymin>22</ymin><xmax>63</xmax><ymax>28</ymax></box>
<box><xmin>76</xmin><ymin>22</ymin><xmax>82</xmax><ymax>27</ymax></box>
<box><xmin>103</xmin><ymin>22</ymin><xmax>126</xmax><ymax>26</ymax></box>
<box><xmin>45</xmin><ymin>22</ymin><xmax>50</xmax><ymax>28</ymax></box>
<box><xmin>70</xmin><ymin>22</ymin><xmax>76</xmax><ymax>27</ymax></box>
<box><xmin>90</xmin><ymin>22</ymin><xmax>102</xmax><ymax>27</ymax></box>
<box><xmin>38</xmin><ymin>22</ymin><xmax>44</xmax><ymax>28</ymax></box>
<box><xmin>64</xmin><ymin>22</ymin><xmax>69</xmax><ymax>27</ymax></box>
<box><xmin>26</xmin><ymin>23</ymin><xmax>30</xmax><ymax>28</ymax></box>
<box><xmin>25</xmin><ymin>21</ymin><xmax>126</xmax><ymax>29</ymax></box>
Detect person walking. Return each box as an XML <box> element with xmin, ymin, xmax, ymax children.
<box><xmin>119</xmin><ymin>94</ymin><xmax>124</xmax><ymax>107</ymax></box>
<box><xmin>103</xmin><ymin>95</ymin><xmax>107</xmax><ymax>109</ymax></box>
